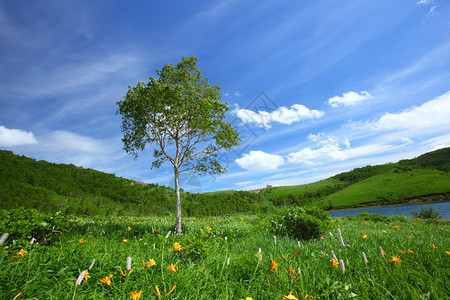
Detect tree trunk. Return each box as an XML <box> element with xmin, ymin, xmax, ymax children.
<box><xmin>174</xmin><ymin>167</ymin><xmax>182</xmax><ymax>234</ymax></box>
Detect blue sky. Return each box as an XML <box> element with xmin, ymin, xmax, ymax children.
<box><xmin>1</xmin><ymin>0</ymin><xmax>449</xmax><ymax>192</ymax></box>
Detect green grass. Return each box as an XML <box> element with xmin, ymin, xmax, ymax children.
<box><xmin>2</xmin><ymin>215</ymin><xmax>449</xmax><ymax>299</ymax></box>
<box><xmin>261</xmin><ymin>178</ymin><xmax>342</xmax><ymax>200</ymax></box>
<box><xmin>318</xmin><ymin>169</ymin><xmax>450</xmax><ymax>209</ymax></box>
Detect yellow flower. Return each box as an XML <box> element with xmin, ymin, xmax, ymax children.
<box><xmin>391</xmin><ymin>256</ymin><xmax>402</xmax><ymax>264</ymax></box>
<box><xmin>320</xmin><ymin>236</ymin><xmax>324</xmax><ymax>240</ymax></box>
<box><xmin>130</xmin><ymin>290</ymin><xmax>142</xmax><ymax>300</ymax></box>
<box><xmin>269</xmin><ymin>259</ymin><xmax>278</xmax><ymax>270</ymax></box>
<box><xmin>206</xmin><ymin>226</ymin><xmax>212</xmax><ymax>231</ymax></box>
<box><xmin>407</xmin><ymin>249</ymin><xmax>413</xmax><ymax>254</ymax></box>
<box><xmin>127</xmin><ymin>226</ymin><xmax>131</xmax><ymax>231</ymax></box>
<box><xmin>362</xmin><ymin>234</ymin><xmax>368</xmax><ymax>239</ymax></box>
<box><xmin>167</xmin><ymin>263</ymin><xmax>178</xmax><ymax>273</ymax></box>
<box><xmin>283</xmin><ymin>291</ymin><xmax>299</xmax><ymax>300</ymax></box>
<box><xmin>153</xmin><ymin>285</ymin><xmax>161</xmax><ymax>297</ymax></box>
<box><xmin>123</xmin><ymin>238</ymin><xmax>128</xmax><ymax>243</ymax></box>
<box><xmin>241</xmin><ymin>298</ymin><xmax>253</xmax><ymax>300</ymax></box>
<box><xmin>99</xmin><ymin>274</ymin><xmax>113</xmax><ymax>286</ymax></box>
<box><xmin>173</xmin><ymin>242</ymin><xmax>183</xmax><ymax>251</ymax></box>
<box><xmin>330</xmin><ymin>258</ymin><xmax>339</xmax><ymax>268</ymax></box>
<box><xmin>83</xmin><ymin>270</ymin><xmax>91</xmax><ymax>280</ymax></box>
<box><xmin>145</xmin><ymin>259</ymin><xmax>157</xmax><ymax>268</ymax></box>
<box><xmin>120</xmin><ymin>268</ymin><xmax>134</xmax><ymax>277</ymax></box>
<box><xmin>79</xmin><ymin>239</ymin><xmax>86</xmax><ymax>244</ymax></box>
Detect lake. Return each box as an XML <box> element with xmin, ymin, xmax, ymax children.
<box><xmin>328</xmin><ymin>201</ymin><xmax>450</xmax><ymax>220</ymax></box>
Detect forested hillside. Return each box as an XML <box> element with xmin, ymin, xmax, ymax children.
<box><xmin>1</xmin><ymin>147</ymin><xmax>449</xmax><ymax>216</ymax></box>
<box><xmin>0</xmin><ymin>150</ymin><xmax>174</xmax><ymax>216</ymax></box>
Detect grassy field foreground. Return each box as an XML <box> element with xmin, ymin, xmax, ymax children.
<box><xmin>1</xmin><ymin>215</ymin><xmax>449</xmax><ymax>299</ymax></box>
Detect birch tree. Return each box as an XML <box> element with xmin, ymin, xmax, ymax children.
<box><xmin>116</xmin><ymin>56</ymin><xmax>241</xmax><ymax>233</ymax></box>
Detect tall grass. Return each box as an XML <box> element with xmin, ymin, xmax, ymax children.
<box><xmin>1</xmin><ymin>215</ymin><xmax>449</xmax><ymax>299</ymax></box>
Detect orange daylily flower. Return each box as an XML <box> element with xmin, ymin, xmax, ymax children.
<box><xmin>407</xmin><ymin>249</ymin><xmax>413</xmax><ymax>254</ymax></box>
<box><xmin>330</xmin><ymin>258</ymin><xmax>339</xmax><ymax>268</ymax></box>
<box><xmin>154</xmin><ymin>285</ymin><xmax>161</xmax><ymax>297</ymax></box>
<box><xmin>83</xmin><ymin>270</ymin><xmax>91</xmax><ymax>280</ymax></box>
<box><xmin>362</xmin><ymin>234</ymin><xmax>368</xmax><ymax>239</ymax></box>
<box><xmin>130</xmin><ymin>290</ymin><xmax>142</xmax><ymax>300</ymax></box>
<box><xmin>79</xmin><ymin>239</ymin><xmax>86</xmax><ymax>244</ymax></box>
<box><xmin>269</xmin><ymin>259</ymin><xmax>278</xmax><ymax>270</ymax></box>
<box><xmin>167</xmin><ymin>263</ymin><xmax>178</xmax><ymax>273</ymax></box>
<box><xmin>145</xmin><ymin>259</ymin><xmax>157</xmax><ymax>268</ymax></box>
<box><xmin>431</xmin><ymin>244</ymin><xmax>437</xmax><ymax>249</ymax></box>
<box><xmin>122</xmin><ymin>238</ymin><xmax>128</xmax><ymax>243</ymax></box>
<box><xmin>12</xmin><ymin>291</ymin><xmax>23</xmax><ymax>300</ymax></box>
<box><xmin>446</xmin><ymin>251</ymin><xmax>450</xmax><ymax>256</ymax></box>
<box><xmin>127</xmin><ymin>226</ymin><xmax>131</xmax><ymax>231</ymax></box>
<box><xmin>173</xmin><ymin>242</ymin><xmax>183</xmax><ymax>251</ymax></box>
<box><xmin>206</xmin><ymin>226</ymin><xmax>212</xmax><ymax>231</ymax></box>
<box><xmin>391</xmin><ymin>256</ymin><xmax>402</xmax><ymax>264</ymax></box>
<box><xmin>17</xmin><ymin>249</ymin><xmax>27</xmax><ymax>256</ymax></box>
<box><xmin>99</xmin><ymin>274</ymin><xmax>113</xmax><ymax>286</ymax></box>
<box><xmin>166</xmin><ymin>285</ymin><xmax>176</xmax><ymax>296</ymax></box>
<box><xmin>283</xmin><ymin>291</ymin><xmax>299</xmax><ymax>300</ymax></box>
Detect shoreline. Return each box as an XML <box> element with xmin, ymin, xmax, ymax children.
<box><xmin>326</xmin><ymin>199</ymin><xmax>450</xmax><ymax>212</ymax></box>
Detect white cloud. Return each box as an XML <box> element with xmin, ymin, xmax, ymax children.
<box><xmin>234</xmin><ymin>91</ymin><xmax>242</xmax><ymax>97</ymax></box>
<box><xmin>286</xmin><ymin>132</ymin><xmax>408</xmax><ymax>165</ymax></box>
<box><xmin>328</xmin><ymin>91</ymin><xmax>373</xmax><ymax>108</ymax></box>
<box><xmin>235</xmin><ymin>150</ymin><xmax>285</xmax><ymax>171</ymax></box>
<box><xmin>417</xmin><ymin>0</ymin><xmax>432</xmax><ymax>5</ymax></box>
<box><xmin>235</xmin><ymin>104</ymin><xmax>324</xmax><ymax>129</ymax></box>
<box><xmin>426</xmin><ymin>6</ymin><xmax>438</xmax><ymax>17</ymax></box>
<box><xmin>370</xmin><ymin>91</ymin><xmax>450</xmax><ymax>130</ymax></box>
<box><xmin>0</xmin><ymin>125</ymin><xmax>38</xmax><ymax>147</ymax></box>
<box><xmin>421</xmin><ymin>134</ymin><xmax>450</xmax><ymax>151</ymax></box>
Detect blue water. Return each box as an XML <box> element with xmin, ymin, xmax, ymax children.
<box><xmin>328</xmin><ymin>202</ymin><xmax>450</xmax><ymax>220</ymax></box>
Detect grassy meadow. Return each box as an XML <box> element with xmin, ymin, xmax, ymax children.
<box><xmin>2</xmin><ymin>214</ymin><xmax>449</xmax><ymax>299</ymax></box>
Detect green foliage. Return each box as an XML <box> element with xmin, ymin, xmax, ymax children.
<box><xmin>0</xmin><ymin>208</ymin><xmax>71</xmax><ymax>249</ymax></box>
<box><xmin>270</xmin><ymin>206</ymin><xmax>331</xmax><ymax>240</ymax></box>
<box><xmin>2</xmin><ymin>215</ymin><xmax>448</xmax><ymax>299</ymax></box>
<box><xmin>181</xmin><ymin>235</ymin><xmax>210</xmax><ymax>260</ymax></box>
<box><xmin>410</xmin><ymin>206</ymin><xmax>442</xmax><ymax>220</ymax></box>
<box><xmin>349</xmin><ymin>212</ymin><xmax>390</xmax><ymax>222</ymax></box>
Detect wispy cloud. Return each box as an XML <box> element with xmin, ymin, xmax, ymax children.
<box><xmin>328</xmin><ymin>91</ymin><xmax>373</xmax><ymax>108</ymax></box>
<box><xmin>352</xmin><ymin>91</ymin><xmax>450</xmax><ymax>131</ymax></box>
<box><xmin>0</xmin><ymin>125</ymin><xmax>38</xmax><ymax>147</ymax></box>
<box><xmin>234</xmin><ymin>104</ymin><xmax>324</xmax><ymax>129</ymax></box>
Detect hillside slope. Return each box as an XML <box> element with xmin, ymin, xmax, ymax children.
<box><xmin>0</xmin><ymin>150</ymin><xmax>175</xmax><ymax>216</ymax></box>
<box><xmin>1</xmin><ymin>147</ymin><xmax>449</xmax><ymax>216</ymax></box>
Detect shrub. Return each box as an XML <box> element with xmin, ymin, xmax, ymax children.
<box><xmin>270</xmin><ymin>206</ymin><xmax>331</xmax><ymax>240</ymax></box>
<box><xmin>0</xmin><ymin>208</ymin><xmax>71</xmax><ymax>249</ymax></box>
<box><xmin>350</xmin><ymin>212</ymin><xmax>389</xmax><ymax>222</ymax></box>
<box><xmin>410</xmin><ymin>206</ymin><xmax>441</xmax><ymax>220</ymax></box>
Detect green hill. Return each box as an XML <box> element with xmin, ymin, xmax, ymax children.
<box><xmin>1</xmin><ymin>147</ymin><xmax>449</xmax><ymax>216</ymax></box>
<box><xmin>0</xmin><ymin>150</ymin><xmax>175</xmax><ymax>216</ymax></box>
